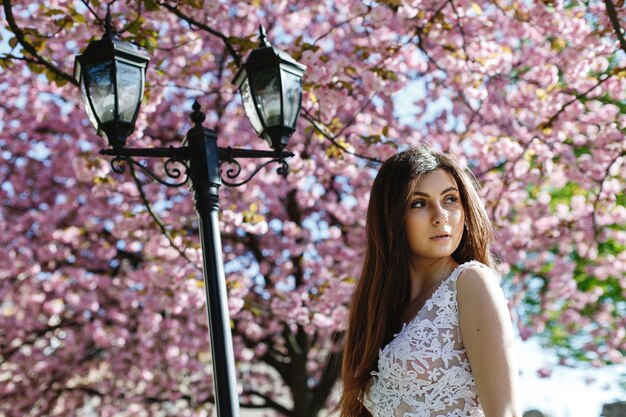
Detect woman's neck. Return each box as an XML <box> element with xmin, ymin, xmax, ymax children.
<box><xmin>407</xmin><ymin>257</ymin><xmax>458</xmax><ymax>302</ymax></box>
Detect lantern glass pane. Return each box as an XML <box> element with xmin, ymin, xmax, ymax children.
<box><xmin>116</xmin><ymin>62</ymin><xmax>143</xmax><ymax>123</ymax></box>
<box><xmin>281</xmin><ymin>70</ymin><xmax>302</xmax><ymax>129</ymax></box>
<box><xmin>86</xmin><ymin>61</ymin><xmax>115</xmax><ymax>123</ymax></box>
<box><xmin>251</xmin><ymin>69</ymin><xmax>281</xmax><ymax>127</ymax></box>
<box><xmin>80</xmin><ymin>76</ymin><xmax>99</xmax><ymax>131</ymax></box>
<box><xmin>240</xmin><ymin>77</ymin><xmax>264</xmax><ymax>134</ymax></box>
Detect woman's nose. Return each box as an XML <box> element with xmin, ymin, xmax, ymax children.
<box><xmin>432</xmin><ymin>205</ymin><xmax>448</xmax><ymax>225</ymax></box>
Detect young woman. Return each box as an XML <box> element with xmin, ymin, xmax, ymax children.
<box><xmin>338</xmin><ymin>147</ymin><xmax>520</xmax><ymax>417</ymax></box>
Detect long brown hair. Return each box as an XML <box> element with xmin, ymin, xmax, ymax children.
<box><xmin>337</xmin><ymin>147</ymin><xmax>495</xmax><ymax>417</ymax></box>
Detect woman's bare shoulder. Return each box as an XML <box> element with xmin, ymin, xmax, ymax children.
<box><xmin>456</xmin><ymin>263</ymin><xmax>503</xmax><ymax>304</ymax></box>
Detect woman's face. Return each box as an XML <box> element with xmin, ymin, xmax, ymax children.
<box><xmin>405</xmin><ymin>168</ymin><xmax>465</xmax><ymax>263</ymax></box>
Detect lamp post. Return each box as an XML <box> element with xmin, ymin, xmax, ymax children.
<box><xmin>74</xmin><ymin>13</ymin><xmax>305</xmax><ymax>417</ymax></box>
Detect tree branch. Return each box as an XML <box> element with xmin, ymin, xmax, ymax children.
<box><xmin>591</xmin><ymin>148</ymin><xmax>626</xmax><ymax>238</ymax></box>
<box><xmin>604</xmin><ymin>0</ymin><xmax>626</xmax><ymax>55</ymax></box>
<box><xmin>312</xmin><ymin>7</ymin><xmax>370</xmax><ymax>45</ymax></box>
<box><xmin>128</xmin><ymin>164</ymin><xmax>202</xmax><ymax>272</ymax></box>
<box><xmin>302</xmin><ymin>109</ymin><xmax>382</xmax><ymax>163</ymax></box>
<box><xmin>157</xmin><ymin>1</ymin><xmax>241</xmax><ymax>67</ymax></box>
<box><xmin>259</xmin><ymin>348</ymin><xmax>292</xmax><ymax>387</ymax></box>
<box><xmin>242</xmin><ymin>390</ymin><xmax>293</xmax><ymax>416</ymax></box>
<box><xmin>2</xmin><ymin>0</ymin><xmax>76</xmax><ymax>86</ymax></box>
<box><xmin>538</xmin><ymin>73</ymin><xmax>613</xmax><ymax>130</ymax></box>
<box><xmin>312</xmin><ymin>332</ymin><xmax>344</xmax><ymax>413</ymax></box>
<box><xmin>449</xmin><ymin>0</ymin><xmax>472</xmax><ymax>63</ymax></box>
<box><xmin>79</xmin><ymin>0</ymin><xmax>100</xmax><ymax>20</ymax></box>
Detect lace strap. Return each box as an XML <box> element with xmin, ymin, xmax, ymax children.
<box><xmin>449</xmin><ymin>260</ymin><xmax>492</xmax><ymax>285</ymax></box>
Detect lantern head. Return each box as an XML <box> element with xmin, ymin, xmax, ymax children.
<box><xmin>233</xmin><ymin>26</ymin><xmax>306</xmax><ymax>152</ymax></box>
<box><xmin>74</xmin><ymin>12</ymin><xmax>149</xmax><ymax>149</ymax></box>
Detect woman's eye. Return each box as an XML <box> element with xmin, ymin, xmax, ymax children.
<box><xmin>445</xmin><ymin>195</ymin><xmax>458</xmax><ymax>204</ymax></box>
<box><xmin>411</xmin><ymin>200</ymin><xmax>425</xmax><ymax>209</ymax></box>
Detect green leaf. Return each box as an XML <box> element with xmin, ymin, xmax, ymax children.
<box><xmin>361</xmin><ymin>135</ymin><xmax>382</xmax><ymax>145</ymax></box>
<box><xmin>55</xmin><ymin>76</ymin><xmax>69</xmax><ymax>87</ymax></box>
<box><xmin>573</xmin><ymin>146</ymin><xmax>591</xmax><ymax>157</ymax></box>
<box><xmin>27</xmin><ymin>62</ymin><xmax>44</xmax><ymax>74</ymax></box>
<box><xmin>45</xmin><ymin>69</ymin><xmax>56</xmax><ymax>83</ymax></box>
<box><xmin>369</xmin><ymin>66</ymin><xmax>398</xmax><ymax>81</ymax></box>
<box><xmin>228</xmin><ymin>35</ymin><xmax>257</xmax><ymax>54</ymax></box>
<box><xmin>598</xmin><ymin>240</ymin><xmax>626</xmax><ymax>257</ymax></box>
<box><xmin>549</xmin><ymin>181</ymin><xmax>584</xmax><ymax>210</ymax></box>
<box><xmin>54</xmin><ymin>18</ymin><xmax>68</xmax><ymax>28</ymax></box>
<box><xmin>73</xmin><ymin>14</ymin><xmax>87</xmax><ymax>24</ymax></box>
<box><xmin>42</xmin><ymin>9</ymin><xmax>64</xmax><ymax>17</ymax></box>
<box><xmin>376</xmin><ymin>0</ymin><xmax>401</xmax><ymax>11</ymax></box>
<box><xmin>301</xmin><ymin>42</ymin><xmax>320</xmax><ymax>53</ymax></box>
<box><xmin>183</xmin><ymin>0</ymin><xmax>203</xmax><ymax>9</ymax></box>
<box><xmin>143</xmin><ymin>0</ymin><xmax>160</xmax><ymax>11</ymax></box>
<box><xmin>595</xmin><ymin>92</ymin><xmax>626</xmax><ymax>115</ymax></box>
<box><xmin>126</xmin><ymin>17</ymin><xmax>147</xmax><ymax>35</ymax></box>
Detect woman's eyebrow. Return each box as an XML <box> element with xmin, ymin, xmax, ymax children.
<box><xmin>412</xmin><ymin>186</ymin><xmax>458</xmax><ymax>197</ymax></box>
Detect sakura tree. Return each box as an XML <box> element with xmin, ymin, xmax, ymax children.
<box><xmin>1</xmin><ymin>1</ymin><xmax>625</xmax><ymax>416</ymax></box>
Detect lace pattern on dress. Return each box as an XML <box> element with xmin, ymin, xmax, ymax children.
<box><xmin>363</xmin><ymin>261</ymin><xmax>489</xmax><ymax>417</ymax></box>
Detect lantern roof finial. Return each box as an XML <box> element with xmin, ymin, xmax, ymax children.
<box><xmin>258</xmin><ymin>25</ymin><xmax>271</xmax><ymax>47</ymax></box>
<box><xmin>104</xmin><ymin>5</ymin><xmax>114</xmax><ymax>38</ymax></box>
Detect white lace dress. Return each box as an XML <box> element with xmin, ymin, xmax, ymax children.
<box><xmin>363</xmin><ymin>261</ymin><xmax>489</xmax><ymax>417</ymax></box>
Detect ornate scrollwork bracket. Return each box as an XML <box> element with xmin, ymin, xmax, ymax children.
<box><xmin>99</xmin><ymin>102</ymin><xmax>293</xmax><ymax>189</ymax></box>
<box><xmin>101</xmin><ymin>146</ymin><xmax>191</xmax><ymax>188</ymax></box>
<box><xmin>218</xmin><ymin>146</ymin><xmax>293</xmax><ymax>187</ymax></box>
<box><xmin>100</xmin><ymin>145</ymin><xmax>293</xmax><ymax>188</ymax></box>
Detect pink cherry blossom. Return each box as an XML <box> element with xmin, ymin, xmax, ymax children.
<box><xmin>1</xmin><ymin>1</ymin><xmax>625</xmax><ymax>416</ymax></box>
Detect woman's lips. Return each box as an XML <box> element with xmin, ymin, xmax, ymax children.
<box><xmin>430</xmin><ymin>234</ymin><xmax>451</xmax><ymax>240</ymax></box>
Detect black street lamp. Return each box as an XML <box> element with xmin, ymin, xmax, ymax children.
<box><xmin>74</xmin><ymin>14</ymin><xmax>305</xmax><ymax>417</ymax></box>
